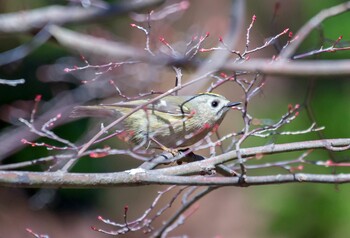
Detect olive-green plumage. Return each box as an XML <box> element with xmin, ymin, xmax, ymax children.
<box><xmin>71</xmin><ymin>93</ymin><xmax>240</xmax><ymax>149</ymax></box>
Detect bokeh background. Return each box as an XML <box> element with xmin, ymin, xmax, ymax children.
<box><xmin>0</xmin><ymin>0</ymin><xmax>350</xmax><ymax>237</ymax></box>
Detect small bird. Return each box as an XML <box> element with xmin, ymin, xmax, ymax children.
<box><xmin>71</xmin><ymin>93</ymin><xmax>240</xmax><ymax>150</ymax></box>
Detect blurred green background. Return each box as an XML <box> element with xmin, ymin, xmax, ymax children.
<box><xmin>0</xmin><ymin>0</ymin><xmax>349</xmax><ymax>237</ymax></box>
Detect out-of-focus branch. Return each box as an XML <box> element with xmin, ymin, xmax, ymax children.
<box><xmin>47</xmin><ymin>26</ymin><xmax>350</xmax><ymax>76</ymax></box>
<box><xmin>0</xmin><ymin>0</ymin><xmax>165</xmax><ymax>33</ymax></box>
<box><xmin>0</xmin><ymin>138</ymin><xmax>349</xmax><ymax>188</ymax></box>
<box><xmin>222</xmin><ymin>59</ymin><xmax>350</xmax><ymax>76</ymax></box>
<box><xmin>181</xmin><ymin>0</ymin><xmax>246</xmax><ymax>94</ymax></box>
<box><xmin>48</xmin><ymin>25</ymin><xmax>148</xmax><ymax>61</ymax></box>
<box><xmin>0</xmin><ymin>25</ymin><xmax>52</xmax><ymax>66</ymax></box>
<box><xmin>0</xmin><ymin>78</ymin><xmax>25</xmax><ymax>86</ymax></box>
<box><xmin>280</xmin><ymin>1</ymin><xmax>350</xmax><ymax>59</ymax></box>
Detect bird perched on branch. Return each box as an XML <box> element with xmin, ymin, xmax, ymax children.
<box><xmin>71</xmin><ymin>93</ymin><xmax>240</xmax><ymax>151</ymax></box>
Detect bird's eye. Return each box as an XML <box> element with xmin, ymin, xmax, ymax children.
<box><xmin>211</xmin><ymin>100</ymin><xmax>219</xmax><ymax>108</ymax></box>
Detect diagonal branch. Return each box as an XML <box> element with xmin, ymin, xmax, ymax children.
<box><xmin>279</xmin><ymin>1</ymin><xmax>350</xmax><ymax>59</ymax></box>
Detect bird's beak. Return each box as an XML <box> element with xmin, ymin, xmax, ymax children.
<box><xmin>226</xmin><ymin>102</ymin><xmax>241</xmax><ymax>108</ymax></box>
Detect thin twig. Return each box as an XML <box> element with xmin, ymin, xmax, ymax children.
<box><xmin>280</xmin><ymin>1</ymin><xmax>350</xmax><ymax>59</ymax></box>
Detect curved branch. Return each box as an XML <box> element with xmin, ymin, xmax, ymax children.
<box><xmin>48</xmin><ymin>25</ymin><xmax>147</xmax><ymax>60</ymax></box>
<box><xmin>0</xmin><ymin>0</ymin><xmax>165</xmax><ymax>33</ymax></box>
<box><xmin>0</xmin><ymin>25</ymin><xmax>52</xmax><ymax>66</ymax></box>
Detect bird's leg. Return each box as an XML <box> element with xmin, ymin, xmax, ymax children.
<box><xmin>149</xmin><ymin>137</ymin><xmax>179</xmax><ymax>156</ymax></box>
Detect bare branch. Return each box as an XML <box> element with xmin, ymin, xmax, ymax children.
<box><xmin>94</xmin><ymin>186</ymin><xmax>188</xmax><ymax>235</ymax></box>
<box><xmin>2</xmin><ymin>170</ymin><xmax>350</xmax><ymax>188</ymax></box>
<box><xmin>0</xmin><ymin>25</ymin><xmax>51</xmax><ymax>66</ymax></box>
<box><xmin>152</xmin><ymin>187</ymin><xmax>215</xmax><ymax>238</ymax></box>
<box><xmin>0</xmin><ymin>78</ymin><xmax>25</xmax><ymax>86</ymax></box>
<box><xmin>26</xmin><ymin>228</ymin><xmax>49</xmax><ymax>238</ymax></box>
<box><xmin>48</xmin><ymin>25</ymin><xmax>147</xmax><ymax>61</ymax></box>
<box><xmin>0</xmin><ymin>0</ymin><xmax>165</xmax><ymax>33</ymax></box>
<box><xmin>47</xmin><ymin>26</ymin><xmax>350</xmax><ymax>77</ymax></box>
<box><xmin>0</xmin><ymin>138</ymin><xmax>349</xmax><ymax>188</ymax></box>
<box><xmin>50</xmin><ymin>26</ymin><xmax>350</xmax><ymax>76</ymax></box>
<box><xmin>222</xmin><ymin>59</ymin><xmax>350</xmax><ymax>76</ymax></box>
<box><xmin>280</xmin><ymin>1</ymin><xmax>350</xmax><ymax>59</ymax></box>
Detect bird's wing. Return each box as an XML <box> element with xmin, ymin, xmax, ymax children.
<box><xmin>70</xmin><ymin>105</ymin><xmax>122</xmax><ymax>118</ymax></box>
<box><xmin>102</xmin><ymin>96</ymin><xmax>193</xmax><ymax>116</ymax></box>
